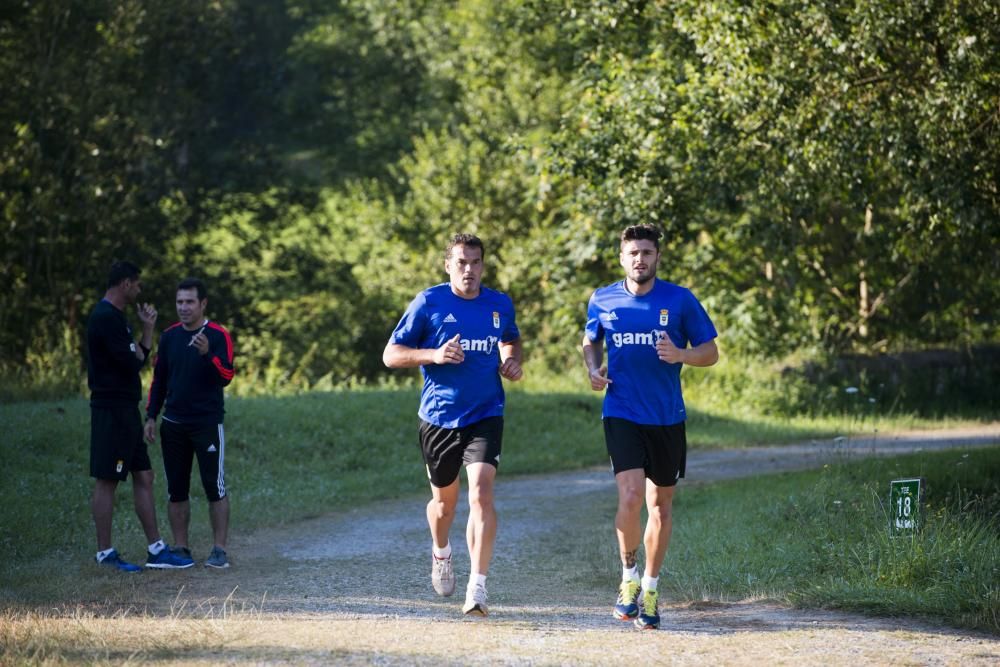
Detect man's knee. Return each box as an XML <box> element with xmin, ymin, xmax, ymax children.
<box><xmin>429</xmin><ymin>496</ymin><xmax>456</xmax><ymax>520</ymax></box>
<box><xmin>617</xmin><ymin>479</ymin><xmax>645</xmax><ymax>513</ymax></box>
<box><xmin>467</xmin><ymin>485</ymin><xmax>494</xmax><ymax>512</ymax></box>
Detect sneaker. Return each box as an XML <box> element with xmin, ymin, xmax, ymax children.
<box><xmin>146</xmin><ymin>545</ymin><xmax>194</xmax><ymax>569</ymax></box>
<box><xmin>462</xmin><ymin>584</ymin><xmax>489</xmax><ymax>616</ymax></box>
<box><xmin>205</xmin><ymin>546</ymin><xmax>229</xmax><ymax>569</ymax></box>
<box><xmin>172</xmin><ymin>546</ymin><xmax>193</xmax><ymax>560</ymax></box>
<box><xmin>634</xmin><ymin>589</ymin><xmax>660</xmax><ymax>630</ymax></box>
<box><xmin>431</xmin><ymin>555</ymin><xmax>456</xmax><ymax>597</ymax></box>
<box><xmin>96</xmin><ymin>549</ymin><xmax>142</xmax><ymax>573</ymax></box>
<box><xmin>613</xmin><ymin>579</ymin><xmax>642</xmax><ymax>620</ymax></box>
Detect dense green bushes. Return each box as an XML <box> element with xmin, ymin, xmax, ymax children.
<box><xmin>2</xmin><ymin>1</ymin><xmax>997</xmax><ymax>386</ymax></box>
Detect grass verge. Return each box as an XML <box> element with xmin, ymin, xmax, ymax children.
<box><xmin>0</xmin><ymin>386</ymin><xmax>995</xmax><ymax>632</ymax></box>
<box><xmin>570</xmin><ymin>446</ymin><xmax>1000</xmax><ymax>632</ymax></box>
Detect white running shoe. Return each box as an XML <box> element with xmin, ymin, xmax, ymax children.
<box><xmin>462</xmin><ymin>583</ymin><xmax>489</xmax><ymax>616</ymax></box>
<box><xmin>431</xmin><ymin>555</ymin><xmax>455</xmax><ymax>597</ymax></box>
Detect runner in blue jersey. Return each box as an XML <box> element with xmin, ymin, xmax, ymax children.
<box><xmin>384</xmin><ymin>233</ymin><xmax>523</xmax><ymax>617</ymax></box>
<box><xmin>582</xmin><ymin>224</ymin><xmax>719</xmax><ymax>630</ymax></box>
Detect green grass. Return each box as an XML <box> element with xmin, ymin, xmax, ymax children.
<box><xmin>571</xmin><ymin>447</ymin><xmax>1000</xmax><ymax>632</ymax></box>
<box><xmin>0</xmin><ymin>384</ymin><xmax>996</xmax><ymax>630</ymax></box>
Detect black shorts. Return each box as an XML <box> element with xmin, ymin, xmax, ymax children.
<box><xmin>160</xmin><ymin>419</ymin><xmax>227</xmax><ymax>502</ymax></box>
<box><xmin>90</xmin><ymin>405</ymin><xmax>151</xmax><ymax>481</ymax></box>
<box><xmin>603</xmin><ymin>417</ymin><xmax>686</xmax><ymax>487</ymax></box>
<box><xmin>418</xmin><ymin>416</ymin><xmax>503</xmax><ymax>487</ymax></box>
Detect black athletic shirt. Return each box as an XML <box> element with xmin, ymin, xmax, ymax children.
<box><xmin>86</xmin><ymin>299</ymin><xmax>148</xmax><ymax>407</ymax></box>
<box><xmin>146</xmin><ymin>319</ymin><xmax>235</xmax><ymax>424</ymax></box>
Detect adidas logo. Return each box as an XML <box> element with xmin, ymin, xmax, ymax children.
<box><xmin>207</xmin><ymin>444</ymin><xmax>217</xmax><ymax>453</ymax></box>
<box><xmin>601</xmin><ymin>311</ymin><xmax>619</xmax><ymax>321</ymax></box>
<box><xmin>443</xmin><ymin>313</ymin><xmax>457</xmax><ymax>323</ymax></box>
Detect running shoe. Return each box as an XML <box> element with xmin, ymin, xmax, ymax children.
<box><xmin>96</xmin><ymin>549</ymin><xmax>142</xmax><ymax>573</ymax></box>
<box><xmin>431</xmin><ymin>555</ymin><xmax>456</xmax><ymax>596</ymax></box>
<box><xmin>146</xmin><ymin>545</ymin><xmax>194</xmax><ymax>569</ymax></box>
<box><xmin>172</xmin><ymin>546</ymin><xmax>193</xmax><ymax>560</ymax></box>
<box><xmin>613</xmin><ymin>579</ymin><xmax>642</xmax><ymax>620</ymax></box>
<box><xmin>205</xmin><ymin>546</ymin><xmax>230</xmax><ymax>569</ymax></box>
<box><xmin>634</xmin><ymin>589</ymin><xmax>660</xmax><ymax>630</ymax></box>
<box><xmin>462</xmin><ymin>584</ymin><xmax>489</xmax><ymax>616</ymax></box>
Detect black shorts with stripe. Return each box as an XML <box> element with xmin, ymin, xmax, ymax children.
<box><xmin>90</xmin><ymin>404</ymin><xmax>151</xmax><ymax>481</ymax></box>
<box><xmin>418</xmin><ymin>416</ymin><xmax>503</xmax><ymax>487</ymax></box>
<box><xmin>603</xmin><ymin>417</ymin><xmax>686</xmax><ymax>487</ymax></box>
<box><xmin>160</xmin><ymin>419</ymin><xmax>227</xmax><ymax>502</ymax></box>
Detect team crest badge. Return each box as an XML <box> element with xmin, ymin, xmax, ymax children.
<box><xmin>492</xmin><ymin>311</ymin><xmax>500</xmax><ymax>328</ymax></box>
<box><xmin>659</xmin><ymin>309</ymin><xmax>669</xmax><ymax>326</ymax></box>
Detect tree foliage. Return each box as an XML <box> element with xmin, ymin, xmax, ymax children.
<box><xmin>1</xmin><ymin>0</ymin><xmax>997</xmax><ymax>389</ymax></box>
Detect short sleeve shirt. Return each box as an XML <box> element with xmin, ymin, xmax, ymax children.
<box><xmin>585</xmin><ymin>278</ymin><xmax>717</xmax><ymax>426</ymax></box>
<box><xmin>391</xmin><ymin>283</ymin><xmax>520</xmax><ymax>429</ymax></box>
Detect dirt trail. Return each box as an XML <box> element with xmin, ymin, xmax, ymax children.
<box><xmin>134</xmin><ymin>426</ymin><xmax>1000</xmax><ymax>664</ymax></box>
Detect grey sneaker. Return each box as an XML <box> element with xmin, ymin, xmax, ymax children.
<box><xmin>431</xmin><ymin>555</ymin><xmax>456</xmax><ymax>597</ymax></box>
<box><xmin>462</xmin><ymin>584</ymin><xmax>488</xmax><ymax>616</ymax></box>
<box><xmin>205</xmin><ymin>546</ymin><xmax>229</xmax><ymax>569</ymax></box>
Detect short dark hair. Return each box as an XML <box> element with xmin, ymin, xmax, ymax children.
<box><xmin>445</xmin><ymin>233</ymin><xmax>485</xmax><ymax>262</ymax></box>
<box><xmin>107</xmin><ymin>261</ymin><xmax>141</xmax><ymax>288</ymax></box>
<box><xmin>177</xmin><ymin>277</ymin><xmax>207</xmax><ymax>301</ymax></box>
<box><xmin>620</xmin><ymin>224</ymin><xmax>662</xmax><ymax>251</ymax></box>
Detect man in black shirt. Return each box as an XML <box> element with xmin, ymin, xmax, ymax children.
<box><xmin>145</xmin><ymin>277</ymin><xmax>235</xmax><ymax>569</ymax></box>
<box><xmin>86</xmin><ymin>261</ymin><xmax>193</xmax><ymax>571</ymax></box>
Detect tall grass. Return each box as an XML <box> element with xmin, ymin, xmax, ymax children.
<box><xmin>630</xmin><ymin>448</ymin><xmax>997</xmax><ymax>631</ymax></box>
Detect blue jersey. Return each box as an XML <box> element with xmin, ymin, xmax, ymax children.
<box><xmin>391</xmin><ymin>283</ymin><xmax>520</xmax><ymax>429</ymax></box>
<box><xmin>585</xmin><ymin>278</ymin><xmax>717</xmax><ymax>426</ymax></box>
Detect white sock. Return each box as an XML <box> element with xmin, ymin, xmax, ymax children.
<box><xmin>148</xmin><ymin>539</ymin><xmax>166</xmax><ymax>555</ymax></box>
<box><xmin>641</xmin><ymin>575</ymin><xmax>658</xmax><ymax>593</ymax></box>
<box><xmin>622</xmin><ymin>565</ymin><xmax>639</xmax><ymax>582</ymax></box>
<box><xmin>96</xmin><ymin>548</ymin><xmax>115</xmax><ymax>562</ymax></box>
<box><xmin>432</xmin><ymin>542</ymin><xmax>452</xmax><ymax>559</ymax></box>
<box><xmin>468</xmin><ymin>573</ymin><xmax>487</xmax><ymax>591</ymax></box>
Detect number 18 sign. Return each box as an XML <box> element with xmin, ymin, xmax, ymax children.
<box><xmin>889</xmin><ymin>478</ymin><xmax>923</xmax><ymax>537</ymax></box>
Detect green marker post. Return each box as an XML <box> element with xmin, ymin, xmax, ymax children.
<box><xmin>889</xmin><ymin>478</ymin><xmax>923</xmax><ymax>537</ymax></box>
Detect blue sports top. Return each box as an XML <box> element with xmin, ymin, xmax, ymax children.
<box><xmin>391</xmin><ymin>283</ymin><xmax>520</xmax><ymax>429</ymax></box>
<box><xmin>585</xmin><ymin>278</ymin><xmax>717</xmax><ymax>426</ymax></box>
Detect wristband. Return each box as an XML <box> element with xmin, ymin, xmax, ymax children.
<box><xmin>139</xmin><ymin>343</ymin><xmax>151</xmax><ymax>358</ymax></box>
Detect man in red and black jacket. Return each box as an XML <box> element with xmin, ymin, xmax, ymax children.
<box><xmin>144</xmin><ymin>277</ymin><xmax>235</xmax><ymax>569</ymax></box>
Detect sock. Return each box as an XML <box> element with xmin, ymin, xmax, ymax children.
<box><xmin>468</xmin><ymin>573</ymin><xmax>487</xmax><ymax>590</ymax></box>
<box><xmin>641</xmin><ymin>575</ymin><xmax>658</xmax><ymax>594</ymax></box>
<box><xmin>622</xmin><ymin>565</ymin><xmax>639</xmax><ymax>582</ymax></box>
<box><xmin>96</xmin><ymin>548</ymin><xmax>115</xmax><ymax>562</ymax></box>
<box><xmin>148</xmin><ymin>539</ymin><xmax>166</xmax><ymax>555</ymax></box>
<box><xmin>432</xmin><ymin>542</ymin><xmax>452</xmax><ymax>559</ymax></box>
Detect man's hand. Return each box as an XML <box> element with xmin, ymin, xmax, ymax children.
<box><xmin>655</xmin><ymin>333</ymin><xmax>685</xmax><ymax>364</ymax></box>
<box><xmin>588</xmin><ymin>365</ymin><xmax>612</xmax><ymax>391</ymax></box>
<box><xmin>433</xmin><ymin>333</ymin><xmax>465</xmax><ymax>365</ymax></box>
<box><xmin>190</xmin><ymin>331</ymin><xmax>210</xmax><ymax>356</ymax></box>
<box><xmin>499</xmin><ymin>357</ymin><xmax>523</xmax><ymax>381</ymax></box>
<box><xmin>143</xmin><ymin>418</ymin><xmax>157</xmax><ymax>444</ymax></box>
<box><xmin>137</xmin><ymin>303</ymin><xmax>158</xmax><ymax>329</ymax></box>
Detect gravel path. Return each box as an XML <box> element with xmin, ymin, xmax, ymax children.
<box><xmin>131</xmin><ymin>425</ymin><xmax>1000</xmax><ymax>664</ymax></box>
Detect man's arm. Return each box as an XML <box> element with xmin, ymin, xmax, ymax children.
<box><xmin>655</xmin><ymin>337</ymin><xmax>719</xmax><ymax>367</ymax></box>
<box><xmin>135</xmin><ymin>303</ymin><xmax>157</xmax><ymax>362</ymax></box>
<box><xmin>582</xmin><ymin>333</ymin><xmax>611</xmax><ymax>390</ymax></box>
<box><xmin>498</xmin><ymin>337</ymin><xmax>523</xmax><ymax>381</ymax></box>
<box><xmin>144</xmin><ymin>340</ymin><xmax>168</xmax><ymax>443</ymax></box>
<box><xmin>197</xmin><ymin>324</ymin><xmax>235</xmax><ymax>386</ymax></box>
<box><xmin>101</xmin><ymin>311</ymin><xmax>149</xmax><ymax>372</ymax></box>
<box><xmin>383</xmin><ymin>334</ymin><xmax>464</xmax><ymax>369</ymax></box>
